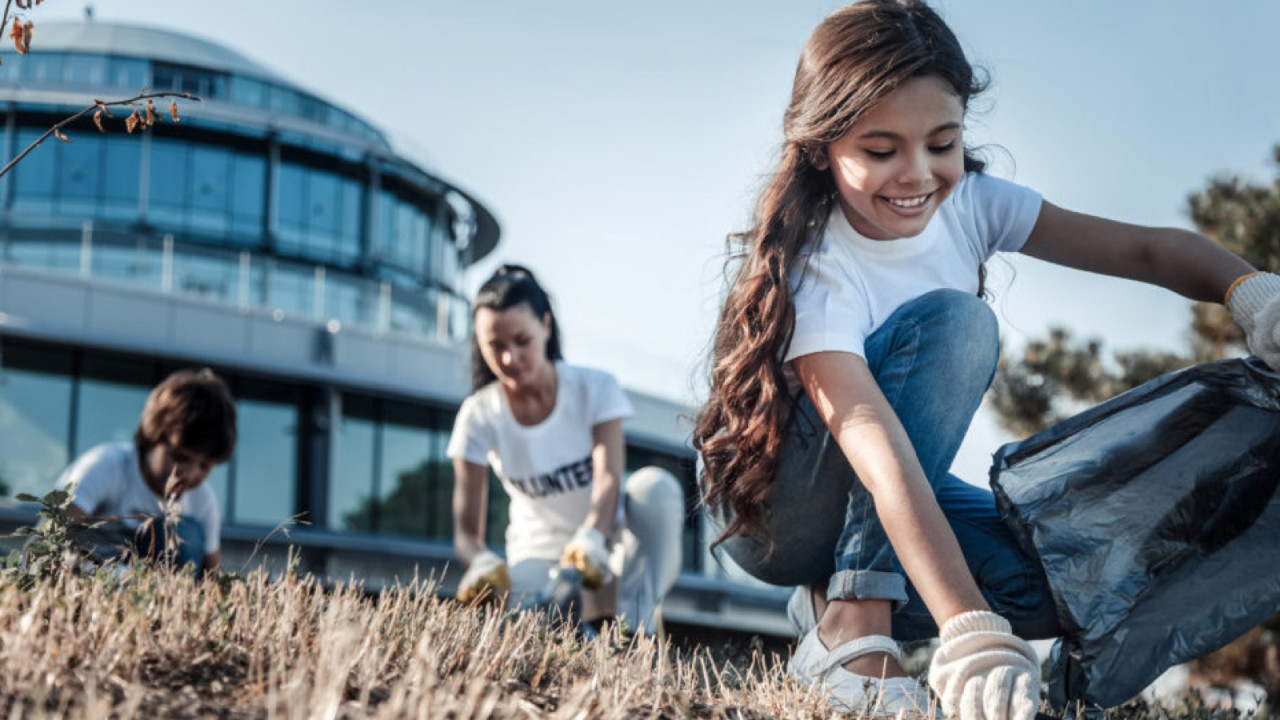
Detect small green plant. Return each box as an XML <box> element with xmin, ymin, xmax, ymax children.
<box><xmin>1</xmin><ymin>488</ymin><xmax>108</xmax><ymax>586</ymax></box>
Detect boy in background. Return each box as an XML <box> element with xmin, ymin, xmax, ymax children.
<box><xmin>56</xmin><ymin>368</ymin><xmax>237</xmax><ymax>575</ymax></box>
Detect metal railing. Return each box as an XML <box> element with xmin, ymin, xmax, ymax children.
<box><xmin>4</xmin><ymin>221</ymin><xmax>467</xmax><ymax>343</ymax></box>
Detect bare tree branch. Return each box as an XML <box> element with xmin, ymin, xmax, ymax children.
<box><xmin>0</xmin><ymin>91</ymin><xmax>202</xmax><ymax>179</ymax></box>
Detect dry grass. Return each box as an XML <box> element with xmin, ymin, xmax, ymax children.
<box><xmin>0</xmin><ymin>560</ymin><xmax>1265</xmax><ymax>720</ymax></box>
<box><xmin>0</xmin><ymin>561</ymin><xmax>850</xmax><ymax>720</ymax></box>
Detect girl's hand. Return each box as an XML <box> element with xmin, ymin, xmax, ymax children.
<box><xmin>560</xmin><ymin>527</ymin><xmax>612</xmax><ymax>589</ymax></box>
<box><xmin>1227</xmin><ymin>271</ymin><xmax>1280</xmax><ymax>371</ymax></box>
<box><xmin>456</xmin><ymin>549</ymin><xmax>510</xmax><ymax>605</ymax></box>
<box><xmin>927</xmin><ymin>611</ymin><xmax>1041</xmax><ymax>720</ymax></box>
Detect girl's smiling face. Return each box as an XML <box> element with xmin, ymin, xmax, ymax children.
<box><xmin>822</xmin><ymin>75</ymin><xmax>966</xmax><ymax>240</ymax></box>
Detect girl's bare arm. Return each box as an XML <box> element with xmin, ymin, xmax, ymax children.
<box><xmin>1020</xmin><ymin>201</ymin><xmax>1254</xmax><ymax>301</ymax></box>
<box><xmin>792</xmin><ymin>350</ymin><xmax>988</xmax><ymax>625</ymax></box>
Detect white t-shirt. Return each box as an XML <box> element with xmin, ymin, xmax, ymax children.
<box><xmin>446</xmin><ymin>362</ymin><xmax>634</xmax><ymax>564</ymax></box>
<box><xmin>786</xmin><ymin>173</ymin><xmax>1042</xmax><ymax>362</ymax></box>
<box><xmin>56</xmin><ymin>442</ymin><xmax>222</xmax><ymax>555</ymax></box>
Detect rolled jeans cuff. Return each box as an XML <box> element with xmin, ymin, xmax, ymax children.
<box><xmin>829</xmin><ymin>569</ymin><xmax>909</xmax><ymax>610</ymax></box>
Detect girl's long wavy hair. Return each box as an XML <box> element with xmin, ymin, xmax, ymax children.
<box><xmin>694</xmin><ymin>0</ymin><xmax>989</xmax><ymax>543</ymax></box>
<box><xmin>469</xmin><ymin>264</ymin><xmax>564</xmax><ymax>391</ymax></box>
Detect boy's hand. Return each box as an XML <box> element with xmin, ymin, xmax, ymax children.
<box><xmin>456</xmin><ymin>549</ymin><xmax>509</xmax><ymax>605</ymax></box>
<box><xmin>928</xmin><ymin>611</ymin><xmax>1040</xmax><ymax>720</ymax></box>
<box><xmin>560</xmin><ymin>527</ymin><xmax>612</xmax><ymax>590</ymax></box>
<box><xmin>1227</xmin><ymin>271</ymin><xmax>1280</xmax><ymax>370</ymax></box>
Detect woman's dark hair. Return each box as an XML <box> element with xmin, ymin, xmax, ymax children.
<box><xmin>694</xmin><ymin>0</ymin><xmax>987</xmax><ymax>544</ymax></box>
<box><xmin>469</xmin><ymin>264</ymin><xmax>563</xmax><ymax>390</ymax></box>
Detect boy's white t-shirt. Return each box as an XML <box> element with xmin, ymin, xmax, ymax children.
<box><xmin>56</xmin><ymin>442</ymin><xmax>222</xmax><ymax>555</ymax></box>
<box><xmin>446</xmin><ymin>362</ymin><xmax>634</xmax><ymax>564</ymax></box>
<box><xmin>786</xmin><ymin>172</ymin><xmax>1043</xmax><ymax>362</ymax></box>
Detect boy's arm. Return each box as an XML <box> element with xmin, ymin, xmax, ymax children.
<box><xmin>203</xmin><ymin>551</ymin><xmax>221</xmax><ymax>572</ymax></box>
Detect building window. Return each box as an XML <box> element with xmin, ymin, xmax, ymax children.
<box><xmin>152</xmin><ymin>61</ymin><xmax>227</xmax><ymax>101</ymax></box>
<box><xmin>190</xmin><ymin>146</ymin><xmax>232</xmax><ymax>236</ymax></box>
<box><xmin>73</xmin><ymin>354</ymin><xmax>153</xmax><ymax>457</ymax></box>
<box><xmin>230</xmin><ymin>75</ymin><xmax>269</xmax><ymax>110</ymax></box>
<box><xmin>19</xmin><ymin>53</ymin><xmax>63</xmax><ymax>83</ymax></box>
<box><xmin>62</xmin><ymin>53</ymin><xmax>107</xmax><ymax>86</ymax></box>
<box><xmin>108</xmin><ymin>57</ymin><xmax>149</xmax><ymax>89</ymax></box>
<box><xmin>275</xmin><ymin>161</ymin><xmax>362</xmax><ymax>266</ymax></box>
<box><xmin>329</xmin><ymin>397</ymin><xmax>482</xmax><ymax>543</ymax></box>
<box><xmin>11</xmin><ymin>128</ymin><xmax>56</xmax><ymax>215</ymax></box>
<box><xmin>226</xmin><ymin>386</ymin><xmax>299</xmax><ymax>528</ymax></box>
<box><xmin>149</xmin><ymin>138</ymin><xmax>265</xmax><ymax>243</ymax></box>
<box><xmin>148</xmin><ymin>137</ymin><xmax>190</xmax><ymax>229</ymax></box>
<box><xmin>57</xmin><ymin>134</ymin><xmax>103</xmax><ymax>216</ymax></box>
<box><xmin>101</xmin><ymin>136</ymin><xmax>142</xmax><ymax>222</ymax></box>
<box><xmin>330</xmin><ymin>397</ymin><xmax>376</xmax><ymax>531</ymax></box>
<box><xmin>0</xmin><ymin>344</ymin><xmax>73</xmax><ymax>500</ymax></box>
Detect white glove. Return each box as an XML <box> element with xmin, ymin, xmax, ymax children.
<box><xmin>560</xmin><ymin>527</ymin><xmax>613</xmax><ymax>590</ymax></box>
<box><xmin>456</xmin><ymin>549</ymin><xmax>509</xmax><ymax>605</ymax></box>
<box><xmin>927</xmin><ymin>611</ymin><xmax>1040</xmax><ymax>720</ymax></box>
<box><xmin>1227</xmin><ymin>271</ymin><xmax>1280</xmax><ymax>371</ymax></box>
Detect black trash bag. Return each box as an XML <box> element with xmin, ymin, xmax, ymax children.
<box><xmin>989</xmin><ymin>357</ymin><xmax>1280</xmax><ymax>709</ymax></box>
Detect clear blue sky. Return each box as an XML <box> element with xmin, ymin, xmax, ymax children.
<box><xmin>32</xmin><ymin>1</ymin><xmax>1280</xmax><ymax>481</ymax></box>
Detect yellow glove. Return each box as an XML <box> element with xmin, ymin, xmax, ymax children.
<box><xmin>456</xmin><ymin>549</ymin><xmax>509</xmax><ymax>605</ymax></box>
<box><xmin>560</xmin><ymin>527</ymin><xmax>612</xmax><ymax>590</ymax></box>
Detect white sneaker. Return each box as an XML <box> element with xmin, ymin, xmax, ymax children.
<box><xmin>786</xmin><ymin>585</ymin><xmax>819</xmax><ymax>636</ymax></box>
<box><xmin>788</xmin><ymin>629</ymin><xmax>937</xmax><ymax>718</ymax></box>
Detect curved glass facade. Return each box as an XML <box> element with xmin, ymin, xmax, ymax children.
<box><xmin>0</xmin><ymin>49</ymin><xmax>386</xmax><ymax>144</ymax></box>
<box><xmin>0</xmin><ymin>22</ymin><xmax>709</xmax><ymax>587</ymax></box>
<box><xmin>0</xmin><ymin>41</ymin><xmax>492</xmax><ymax>341</ymax></box>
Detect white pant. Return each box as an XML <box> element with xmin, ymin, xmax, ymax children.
<box><xmin>508</xmin><ymin>466</ymin><xmax>685</xmax><ymax>634</ymax></box>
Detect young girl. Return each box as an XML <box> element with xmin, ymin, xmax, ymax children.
<box><xmin>694</xmin><ymin>1</ymin><xmax>1280</xmax><ymax>718</ymax></box>
<box><xmin>447</xmin><ymin>264</ymin><xmax>686</xmax><ymax>635</ymax></box>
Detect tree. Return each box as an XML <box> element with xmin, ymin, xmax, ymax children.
<box><xmin>988</xmin><ymin>146</ymin><xmax>1280</xmax><ymax>702</ymax></box>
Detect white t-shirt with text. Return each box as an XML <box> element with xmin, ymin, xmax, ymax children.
<box><xmin>446</xmin><ymin>362</ymin><xmax>633</xmax><ymax>564</ymax></box>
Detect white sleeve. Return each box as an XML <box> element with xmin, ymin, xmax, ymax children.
<box><xmin>588</xmin><ymin>369</ymin><xmax>633</xmax><ymax>425</ymax></box>
<box><xmin>784</xmin><ymin>252</ymin><xmax>874</xmax><ymax>362</ymax></box>
<box><xmin>445</xmin><ymin>395</ymin><xmax>494</xmax><ymax>466</ymax></box>
<box><xmin>56</xmin><ymin>446</ymin><xmax>120</xmax><ymax>515</ymax></box>
<box><xmin>958</xmin><ymin>173</ymin><xmax>1043</xmax><ymax>255</ymax></box>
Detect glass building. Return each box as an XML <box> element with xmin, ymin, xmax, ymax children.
<box><xmin>0</xmin><ymin>19</ymin><xmax>787</xmax><ymax>634</ymax></box>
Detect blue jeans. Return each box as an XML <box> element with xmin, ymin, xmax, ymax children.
<box><xmin>76</xmin><ymin>515</ymin><xmax>208</xmax><ymax>578</ymax></box>
<box><xmin>720</xmin><ymin>289</ymin><xmax>1060</xmax><ymax>640</ymax></box>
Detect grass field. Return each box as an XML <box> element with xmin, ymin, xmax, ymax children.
<box><xmin>0</xmin><ymin>553</ymin><xmax>1264</xmax><ymax>718</ymax></box>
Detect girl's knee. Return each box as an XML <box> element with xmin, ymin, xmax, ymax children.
<box><xmin>912</xmin><ymin>289</ymin><xmax>998</xmax><ymax>344</ymax></box>
<box><xmin>896</xmin><ymin>289</ymin><xmax>999</xmax><ymax>383</ymax></box>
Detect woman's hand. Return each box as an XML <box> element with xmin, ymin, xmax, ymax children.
<box><xmin>560</xmin><ymin>526</ymin><xmax>613</xmax><ymax>589</ymax></box>
<box><xmin>928</xmin><ymin>611</ymin><xmax>1041</xmax><ymax>720</ymax></box>
<box><xmin>1227</xmin><ymin>271</ymin><xmax>1280</xmax><ymax>370</ymax></box>
<box><xmin>456</xmin><ymin>549</ymin><xmax>510</xmax><ymax>604</ymax></box>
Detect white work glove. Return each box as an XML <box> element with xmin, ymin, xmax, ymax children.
<box><xmin>1227</xmin><ymin>271</ymin><xmax>1280</xmax><ymax>371</ymax></box>
<box><xmin>456</xmin><ymin>549</ymin><xmax>510</xmax><ymax>605</ymax></box>
<box><xmin>560</xmin><ymin>526</ymin><xmax>613</xmax><ymax>590</ymax></box>
<box><xmin>927</xmin><ymin>611</ymin><xmax>1041</xmax><ymax>720</ymax></box>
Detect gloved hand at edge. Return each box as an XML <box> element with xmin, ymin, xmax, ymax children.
<box><xmin>1227</xmin><ymin>271</ymin><xmax>1280</xmax><ymax>371</ymax></box>
<box><xmin>927</xmin><ymin>610</ymin><xmax>1041</xmax><ymax>720</ymax></box>
<box><xmin>560</xmin><ymin>526</ymin><xmax>613</xmax><ymax>590</ymax></box>
<box><xmin>456</xmin><ymin>549</ymin><xmax>510</xmax><ymax>605</ymax></box>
